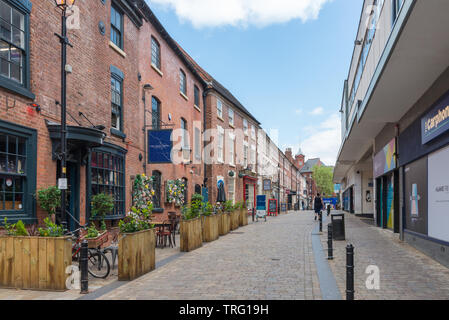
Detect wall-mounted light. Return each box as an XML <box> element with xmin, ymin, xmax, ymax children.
<box><xmin>29</xmin><ymin>103</ymin><xmax>41</xmax><ymax>112</ymax></box>
<box><xmin>354</xmin><ymin>39</ymin><xmax>363</xmax><ymax>46</ymax></box>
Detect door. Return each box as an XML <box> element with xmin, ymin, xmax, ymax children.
<box><xmin>57</xmin><ymin>161</ymin><xmax>80</xmax><ymax>232</ymax></box>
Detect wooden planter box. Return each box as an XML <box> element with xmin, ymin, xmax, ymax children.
<box><xmin>230</xmin><ymin>210</ymin><xmax>240</xmax><ymax>231</ymax></box>
<box><xmin>239</xmin><ymin>209</ymin><xmax>248</xmax><ymax>226</ymax></box>
<box><xmin>201</xmin><ymin>215</ymin><xmax>219</xmax><ymax>243</ymax></box>
<box><xmin>0</xmin><ymin>236</ymin><xmax>72</xmax><ymax>291</ymax></box>
<box><xmin>85</xmin><ymin>231</ymin><xmax>109</xmax><ymax>249</ymax></box>
<box><xmin>219</xmin><ymin>213</ymin><xmax>230</xmax><ymax>236</ymax></box>
<box><xmin>180</xmin><ymin>217</ymin><xmax>203</xmax><ymax>252</ymax></box>
<box><xmin>118</xmin><ymin>229</ymin><xmax>156</xmax><ymax>281</ymax></box>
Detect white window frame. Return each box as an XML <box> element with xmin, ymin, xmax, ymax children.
<box><xmin>217</xmin><ymin>99</ymin><xmax>223</xmax><ymax>119</ymax></box>
<box><xmin>243</xmin><ymin>142</ymin><xmax>249</xmax><ymax>168</ymax></box>
<box><xmin>243</xmin><ymin>119</ymin><xmax>248</xmax><ymax>135</ymax></box>
<box><xmin>250</xmin><ymin>145</ymin><xmax>256</xmax><ymax>167</ymax></box>
<box><xmin>251</xmin><ymin>125</ymin><xmax>256</xmax><ymax>140</ymax></box>
<box><xmin>217</xmin><ymin>126</ymin><xmax>224</xmax><ymax>163</ymax></box>
<box><xmin>228</xmin><ymin>132</ymin><xmax>235</xmax><ymax>166</ymax></box>
<box><xmin>229</xmin><ymin>108</ymin><xmax>234</xmax><ymax>126</ymax></box>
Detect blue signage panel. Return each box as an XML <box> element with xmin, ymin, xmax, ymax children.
<box><xmin>148</xmin><ymin>130</ymin><xmax>173</xmax><ymax>164</ymax></box>
<box><xmin>256</xmin><ymin>195</ymin><xmax>266</xmax><ymax>210</ymax></box>
<box><xmin>421</xmin><ymin>91</ymin><xmax>449</xmax><ymax>144</ymax></box>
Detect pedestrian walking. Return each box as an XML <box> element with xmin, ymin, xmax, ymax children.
<box><xmin>301</xmin><ymin>200</ymin><xmax>305</xmax><ymax>211</ymax></box>
<box><xmin>314</xmin><ymin>193</ymin><xmax>324</xmax><ymax>221</ymax></box>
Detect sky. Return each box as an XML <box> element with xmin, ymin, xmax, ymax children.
<box><xmin>146</xmin><ymin>0</ymin><xmax>364</xmax><ymax>165</ymax></box>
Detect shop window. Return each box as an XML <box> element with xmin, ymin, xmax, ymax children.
<box><xmin>0</xmin><ymin>120</ymin><xmax>36</xmax><ymax>223</ymax></box>
<box><xmin>89</xmin><ymin>146</ymin><xmax>126</xmax><ymax>219</ymax></box>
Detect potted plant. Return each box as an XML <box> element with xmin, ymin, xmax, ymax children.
<box><xmin>83</xmin><ymin>223</ymin><xmax>109</xmax><ymax>249</ymax></box>
<box><xmin>91</xmin><ymin>193</ymin><xmax>114</xmax><ymax>231</ymax></box>
<box><xmin>0</xmin><ymin>217</ymin><xmax>71</xmax><ymax>291</ymax></box>
<box><xmin>36</xmin><ymin>186</ymin><xmax>61</xmax><ymax>223</ymax></box>
<box><xmin>201</xmin><ymin>201</ymin><xmax>219</xmax><ymax>243</ymax></box>
<box><xmin>117</xmin><ymin>203</ymin><xmax>156</xmax><ymax>281</ymax></box>
<box><xmin>236</xmin><ymin>201</ymin><xmax>248</xmax><ymax>226</ymax></box>
<box><xmin>180</xmin><ymin>195</ymin><xmax>203</xmax><ymax>252</ymax></box>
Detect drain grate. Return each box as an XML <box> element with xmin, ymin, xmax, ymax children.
<box><xmin>271</xmin><ymin>258</ymin><xmax>281</xmax><ymax>261</ymax></box>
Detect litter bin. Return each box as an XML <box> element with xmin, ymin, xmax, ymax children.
<box><xmin>331</xmin><ymin>213</ymin><xmax>345</xmax><ymax>241</ymax></box>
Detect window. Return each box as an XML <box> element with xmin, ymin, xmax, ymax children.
<box><xmin>250</xmin><ymin>145</ymin><xmax>256</xmax><ymax>167</ymax></box>
<box><xmin>151</xmin><ymin>37</ymin><xmax>161</xmax><ymax>70</ymax></box>
<box><xmin>194</xmin><ymin>184</ymin><xmax>201</xmax><ymax>195</ymax></box>
<box><xmin>228</xmin><ymin>134</ymin><xmax>235</xmax><ymax>166</ymax></box>
<box><xmin>194</xmin><ymin>127</ymin><xmax>201</xmax><ymax>161</ymax></box>
<box><xmin>180</xmin><ymin>69</ymin><xmax>186</xmax><ymax>95</ymax></box>
<box><xmin>110</xmin><ymin>4</ymin><xmax>123</xmax><ymax>49</ymax></box>
<box><xmin>151</xmin><ymin>96</ymin><xmax>161</xmax><ymax>130</ymax></box>
<box><xmin>181</xmin><ymin>118</ymin><xmax>189</xmax><ymax>160</ymax></box>
<box><xmin>111</xmin><ymin>75</ymin><xmax>122</xmax><ymax>131</ymax></box>
<box><xmin>0</xmin><ymin>0</ymin><xmax>32</xmax><ymax>98</ymax></box>
<box><xmin>217</xmin><ymin>127</ymin><xmax>224</xmax><ymax>163</ymax></box>
<box><xmin>0</xmin><ymin>122</ymin><xmax>36</xmax><ymax>223</ymax></box>
<box><xmin>227</xmin><ymin>176</ymin><xmax>235</xmax><ymax>204</ymax></box>
<box><xmin>243</xmin><ymin>119</ymin><xmax>248</xmax><ymax>135</ymax></box>
<box><xmin>152</xmin><ymin>170</ymin><xmax>162</xmax><ymax>209</ymax></box>
<box><xmin>90</xmin><ymin>147</ymin><xmax>126</xmax><ymax>219</ymax></box>
<box><xmin>243</xmin><ymin>144</ymin><xmax>248</xmax><ymax>168</ymax></box>
<box><xmin>251</xmin><ymin>125</ymin><xmax>256</xmax><ymax>140</ymax></box>
<box><xmin>392</xmin><ymin>0</ymin><xmax>404</xmax><ymax>24</ymax></box>
<box><xmin>217</xmin><ymin>99</ymin><xmax>223</xmax><ymax>118</ymax></box>
<box><xmin>194</xmin><ymin>85</ymin><xmax>200</xmax><ymax>107</ymax></box>
<box><xmin>228</xmin><ymin>108</ymin><xmax>234</xmax><ymax>126</ymax></box>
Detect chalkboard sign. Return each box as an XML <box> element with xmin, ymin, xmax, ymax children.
<box><xmin>281</xmin><ymin>203</ymin><xmax>287</xmax><ymax>212</ymax></box>
<box><xmin>268</xmin><ymin>199</ymin><xmax>276</xmax><ymax>211</ymax></box>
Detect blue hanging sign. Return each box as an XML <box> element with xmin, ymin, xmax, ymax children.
<box><xmin>148</xmin><ymin>129</ymin><xmax>173</xmax><ymax>164</ymax></box>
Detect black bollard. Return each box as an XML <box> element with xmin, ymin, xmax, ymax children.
<box><xmin>252</xmin><ymin>208</ymin><xmax>255</xmax><ymax>222</ymax></box>
<box><xmin>327</xmin><ymin>224</ymin><xmax>333</xmax><ymax>260</ymax></box>
<box><xmin>319</xmin><ymin>211</ymin><xmax>323</xmax><ymax>233</ymax></box>
<box><xmin>80</xmin><ymin>240</ymin><xmax>89</xmax><ymax>294</ymax></box>
<box><xmin>346</xmin><ymin>244</ymin><xmax>354</xmax><ymax>300</ymax></box>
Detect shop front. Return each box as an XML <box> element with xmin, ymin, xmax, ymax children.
<box><xmin>374</xmin><ymin>138</ymin><xmax>399</xmax><ymax>232</ymax></box>
<box><xmin>399</xmin><ymin>89</ymin><xmax>449</xmax><ymax>265</ymax></box>
<box><xmin>342</xmin><ymin>186</ymin><xmax>354</xmax><ymax>213</ymax></box>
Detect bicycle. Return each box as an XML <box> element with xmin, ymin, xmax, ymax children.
<box><xmin>66</xmin><ymin>225</ymin><xmax>111</xmax><ymax>279</ymax></box>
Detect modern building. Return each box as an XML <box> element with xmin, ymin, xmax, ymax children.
<box><xmin>334</xmin><ymin>0</ymin><xmax>449</xmax><ymax>266</ymax></box>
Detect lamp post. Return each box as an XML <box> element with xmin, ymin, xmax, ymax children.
<box><xmin>54</xmin><ymin>0</ymin><xmax>75</xmax><ymax>229</ymax></box>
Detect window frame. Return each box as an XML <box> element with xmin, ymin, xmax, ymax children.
<box><xmin>194</xmin><ymin>85</ymin><xmax>200</xmax><ymax>108</ymax></box>
<box><xmin>87</xmin><ymin>143</ymin><xmax>127</xmax><ymax>221</ymax></box>
<box><xmin>151</xmin><ymin>36</ymin><xmax>161</xmax><ymax>71</ymax></box>
<box><xmin>217</xmin><ymin>99</ymin><xmax>223</xmax><ymax>119</ymax></box>
<box><xmin>179</xmin><ymin>69</ymin><xmax>187</xmax><ymax>96</ymax></box>
<box><xmin>110</xmin><ymin>65</ymin><xmax>125</xmax><ymax>137</ymax></box>
<box><xmin>228</xmin><ymin>108</ymin><xmax>234</xmax><ymax>126</ymax></box>
<box><xmin>0</xmin><ymin>0</ymin><xmax>33</xmax><ymax>99</ymax></box>
<box><xmin>217</xmin><ymin>126</ymin><xmax>224</xmax><ymax>163</ymax></box>
<box><xmin>151</xmin><ymin>96</ymin><xmax>161</xmax><ymax>130</ymax></box>
<box><xmin>152</xmin><ymin>170</ymin><xmax>162</xmax><ymax>211</ymax></box>
<box><xmin>110</xmin><ymin>2</ymin><xmax>124</xmax><ymax>50</ymax></box>
<box><xmin>0</xmin><ymin>119</ymin><xmax>37</xmax><ymax>225</ymax></box>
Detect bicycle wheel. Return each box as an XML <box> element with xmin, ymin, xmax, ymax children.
<box><xmin>87</xmin><ymin>250</ymin><xmax>110</xmax><ymax>279</ymax></box>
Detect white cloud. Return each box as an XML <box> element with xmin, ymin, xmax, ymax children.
<box><xmin>309</xmin><ymin>107</ymin><xmax>324</xmax><ymax>116</ymax></box>
<box><xmin>148</xmin><ymin>0</ymin><xmax>331</xmax><ymax>28</ymax></box>
<box><xmin>301</xmin><ymin>113</ymin><xmax>341</xmax><ymax>165</ymax></box>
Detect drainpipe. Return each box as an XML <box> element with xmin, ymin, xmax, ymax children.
<box><xmin>202</xmin><ymin>86</ymin><xmax>212</xmax><ymax>195</ymax></box>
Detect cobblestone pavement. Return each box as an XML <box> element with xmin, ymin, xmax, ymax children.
<box><xmin>321</xmin><ymin>211</ymin><xmax>449</xmax><ymax>300</ymax></box>
<box><xmin>98</xmin><ymin>211</ymin><xmax>321</xmax><ymax>300</ymax></box>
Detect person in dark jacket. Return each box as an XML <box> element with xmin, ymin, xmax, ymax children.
<box><xmin>314</xmin><ymin>193</ymin><xmax>324</xmax><ymax>221</ymax></box>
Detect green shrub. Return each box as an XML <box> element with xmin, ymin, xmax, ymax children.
<box><xmin>91</xmin><ymin>193</ymin><xmax>114</xmax><ymax>230</ymax></box>
<box><xmin>223</xmin><ymin>200</ymin><xmax>234</xmax><ymax>213</ymax></box>
<box><xmin>118</xmin><ymin>205</ymin><xmax>154</xmax><ymax>234</ymax></box>
<box><xmin>36</xmin><ymin>186</ymin><xmax>61</xmax><ymax>217</ymax></box>
<box><xmin>202</xmin><ymin>202</ymin><xmax>214</xmax><ymax>216</ymax></box>
<box><xmin>38</xmin><ymin>217</ymin><xmax>65</xmax><ymax>238</ymax></box>
<box><xmin>3</xmin><ymin>217</ymin><xmax>29</xmax><ymax>236</ymax></box>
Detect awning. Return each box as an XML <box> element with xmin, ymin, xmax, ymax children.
<box><xmin>46</xmin><ymin>120</ymin><xmax>106</xmax><ymax>164</ymax></box>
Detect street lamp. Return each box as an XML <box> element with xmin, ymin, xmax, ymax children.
<box><xmin>54</xmin><ymin>0</ymin><xmax>75</xmax><ymax>229</ymax></box>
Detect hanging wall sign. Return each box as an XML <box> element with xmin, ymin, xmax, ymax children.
<box><xmin>422</xmin><ymin>91</ymin><xmax>449</xmax><ymax>144</ymax></box>
<box><xmin>263</xmin><ymin>179</ymin><xmax>272</xmax><ymax>191</ymax></box>
<box><xmin>148</xmin><ymin>129</ymin><xmax>173</xmax><ymax>164</ymax></box>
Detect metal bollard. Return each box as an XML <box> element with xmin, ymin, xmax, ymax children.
<box><xmin>346</xmin><ymin>244</ymin><xmax>355</xmax><ymax>300</ymax></box>
<box><xmin>80</xmin><ymin>240</ymin><xmax>89</xmax><ymax>294</ymax></box>
<box><xmin>252</xmin><ymin>208</ymin><xmax>255</xmax><ymax>222</ymax></box>
<box><xmin>327</xmin><ymin>224</ymin><xmax>334</xmax><ymax>260</ymax></box>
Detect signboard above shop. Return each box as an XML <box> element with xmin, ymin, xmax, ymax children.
<box><xmin>374</xmin><ymin>138</ymin><xmax>397</xmax><ymax>178</ymax></box>
<box><xmin>422</xmin><ymin>91</ymin><xmax>449</xmax><ymax>144</ymax></box>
